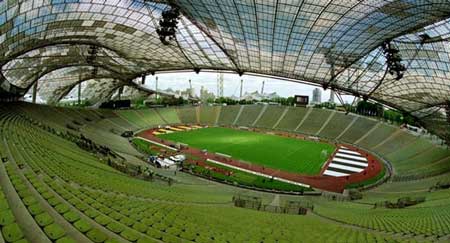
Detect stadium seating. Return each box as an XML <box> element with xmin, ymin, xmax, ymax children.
<box><xmin>176</xmin><ymin>107</ymin><xmax>198</xmax><ymax>124</ymax></box>
<box><xmin>115</xmin><ymin>110</ymin><xmax>149</xmax><ymax>129</ymax></box>
<box><xmin>198</xmin><ymin>106</ymin><xmax>221</xmax><ymax>125</ymax></box>
<box><xmin>0</xmin><ymin>106</ymin><xmax>408</xmax><ymax>242</ymax></box>
<box><xmin>274</xmin><ymin>106</ymin><xmax>309</xmax><ymax>131</ymax></box>
<box><xmin>296</xmin><ymin>108</ymin><xmax>332</xmax><ymax>135</ymax></box>
<box><xmin>318</xmin><ymin>112</ymin><xmax>355</xmax><ymax>139</ymax></box>
<box><xmin>234</xmin><ymin>105</ymin><xmax>263</xmax><ymax>127</ymax></box>
<box><xmin>254</xmin><ymin>105</ymin><xmax>286</xmax><ymax>128</ymax></box>
<box><xmin>217</xmin><ymin>106</ymin><xmax>241</xmax><ymax>125</ymax></box>
<box><xmin>1</xmin><ymin>103</ymin><xmax>450</xmax><ymax>242</ymax></box>
<box><xmin>155</xmin><ymin>108</ymin><xmax>180</xmax><ymax>124</ymax></box>
<box><xmin>338</xmin><ymin>117</ymin><xmax>378</xmax><ymax>143</ymax></box>
<box><xmin>356</xmin><ymin>123</ymin><xmax>397</xmax><ymax>149</ymax></box>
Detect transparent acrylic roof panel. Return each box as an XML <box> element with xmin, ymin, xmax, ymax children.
<box><xmin>0</xmin><ymin>0</ymin><xmax>449</xmax><ymax>118</ymax></box>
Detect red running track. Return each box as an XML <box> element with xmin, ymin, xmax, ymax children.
<box><xmin>137</xmin><ymin>128</ymin><xmax>384</xmax><ymax>193</ymax></box>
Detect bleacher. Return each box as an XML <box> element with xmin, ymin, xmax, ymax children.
<box><xmin>296</xmin><ymin>109</ymin><xmax>332</xmax><ymax>135</ymax></box>
<box><xmin>338</xmin><ymin>117</ymin><xmax>378</xmax><ymax>143</ymax></box>
<box><xmin>318</xmin><ymin>112</ymin><xmax>355</xmax><ymax>139</ymax></box>
<box><xmin>0</xmin><ymin>104</ymin><xmax>408</xmax><ymax>242</ymax></box>
<box><xmin>234</xmin><ymin>105</ymin><xmax>263</xmax><ymax>127</ymax></box>
<box><xmin>199</xmin><ymin>106</ymin><xmax>221</xmax><ymax>125</ymax></box>
<box><xmin>274</xmin><ymin>106</ymin><xmax>309</xmax><ymax>131</ymax></box>
<box><xmin>217</xmin><ymin>106</ymin><xmax>241</xmax><ymax>126</ymax></box>
<box><xmin>254</xmin><ymin>105</ymin><xmax>286</xmax><ymax>128</ymax></box>
<box><xmin>356</xmin><ymin>123</ymin><xmax>397</xmax><ymax>149</ymax></box>
<box><xmin>155</xmin><ymin>108</ymin><xmax>180</xmax><ymax>124</ymax></box>
<box><xmin>176</xmin><ymin>107</ymin><xmax>198</xmax><ymax>124</ymax></box>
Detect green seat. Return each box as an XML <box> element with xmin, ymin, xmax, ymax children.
<box><xmin>120</xmin><ymin>229</ymin><xmax>140</xmax><ymax>242</ymax></box>
<box><xmin>28</xmin><ymin>204</ymin><xmax>44</xmax><ymax>216</ymax></box>
<box><xmin>86</xmin><ymin>229</ymin><xmax>108</xmax><ymax>243</ymax></box>
<box><xmin>63</xmin><ymin>211</ymin><xmax>80</xmax><ymax>223</ymax></box>
<box><xmin>106</xmin><ymin>221</ymin><xmax>125</xmax><ymax>234</ymax></box>
<box><xmin>73</xmin><ymin>219</ymin><xmax>92</xmax><ymax>233</ymax></box>
<box><xmin>104</xmin><ymin>238</ymin><xmax>121</xmax><ymax>243</ymax></box>
<box><xmin>119</xmin><ymin>217</ymin><xmax>133</xmax><ymax>227</ymax></box>
<box><xmin>11</xmin><ymin>238</ymin><xmax>29</xmax><ymax>243</ymax></box>
<box><xmin>17</xmin><ymin>190</ymin><xmax>31</xmax><ymax>199</ymax></box>
<box><xmin>55</xmin><ymin>236</ymin><xmax>77</xmax><ymax>243</ymax></box>
<box><xmin>55</xmin><ymin>204</ymin><xmax>70</xmax><ymax>214</ymax></box>
<box><xmin>44</xmin><ymin>223</ymin><xmax>66</xmax><ymax>240</ymax></box>
<box><xmin>146</xmin><ymin>228</ymin><xmax>162</xmax><ymax>240</ymax></box>
<box><xmin>41</xmin><ymin>192</ymin><xmax>54</xmax><ymax>200</ymax></box>
<box><xmin>137</xmin><ymin>237</ymin><xmax>159</xmax><ymax>243</ymax></box>
<box><xmin>98</xmin><ymin>207</ymin><xmax>112</xmax><ymax>215</ymax></box>
<box><xmin>48</xmin><ymin>198</ymin><xmax>62</xmax><ymax>207</ymax></box>
<box><xmin>35</xmin><ymin>212</ymin><xmax>54</xmax><ymax>227</ymax></box>
<box><xmin>0</xmin><ymin>209</ymin><xmax>15</xmax><ymax>226</ymax></box>
<box><xmin>1</xmin><ymin>223</ymin><xmax>24</xmax><ymax>242</ymax></box>
<box><xmin>74</xmin><ymin>203</ymin><xmax>88</xmax><ymax>212</ymax></box>
<box><xmin>22</xmin><ymin>196</ymin><xmax>37</xmax><ymax>206</ymax></box>
<box><xmin>84</xmin><ymin>209</ymin><xmax>100</xmax><ymax>218</ymax></box>
<box><xmin>161</xmin><ymin>234</ymin><xmax>180</xmax><ymax>243</ymax></box>
<box><xmin>132</xmin><ymin>222</ymin><xmax>148</xmax><ymax>233</ymax></box>
<box><xmin>94</xmin><ymin>215</ymin><xmax>111</xmax><ymax>226</ymax></box>
<box><xmin>108</xmin><ymin>212</ymin><xmax>123</xmax><ymax>221</ymax></box>
<box><xmin>0</xmin><ymin>200</ymin><xmax>10</xmax><ymax>211</ymax></box>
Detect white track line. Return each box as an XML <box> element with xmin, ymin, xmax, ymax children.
<box><xmin>323</xmin><ymin>170</ymin><xmax>349</xmax><ymax>177</ymax></box>
<box><xmin>327</xmin><ymin>163</ymin><xmax>364</xmax><ymax>173</ymax></box>
<box><xmin>206</xmin><ymin>159</ymin><xmax>310</xmax><ymax>188</ymax></box>
<box><xmin>335</xmin><ymin>153</ymin><xmax>367</xmax><ymax>162</ymax></box>
<box><xmin>337</xmin><ymin>149</ymin><xmax>361</xmax><ymax>156</ymax></box>
<box><xmin>135</xmin><ymin>137</ymin><xmax>177</xmax><ymax>151</ymax></box>
<box><xmin>332</xmin><ymin>157</ymin><xmax>368</xmax><ymax>167</ymax></box>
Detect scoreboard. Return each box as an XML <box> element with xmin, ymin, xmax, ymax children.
<box><xmin>294</xmin><ymin>95</ymin><xmax>309</xmax><ymax>106</ymax></box>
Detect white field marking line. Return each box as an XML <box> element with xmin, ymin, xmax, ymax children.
<box><xmin>335</xmin><ymin>153</ymin><xmax>367</xmax><ymax>162</ymax></box>
<box><xmin>135</xmin><ymin>137</ymin><xmax>177</xmax><ymax>151</ymax></box>
<box><xmin>327</xmin><ymin>163</ymin><xmax>364</xmax><ymax>173</ymax></box>
<box><xmin>323</xmin><ymin>170</ymin><xmax>349</xmax><ymax>177</ymax></box>
<box><xmin>215</xmin><ymin>152</ymin><xmax>232</xmax><ymax>158</ymax></box>
<box><xmin>206</xmin><ymin>159</ymin><xmax>310</xmax><ymax>188</ymax></box>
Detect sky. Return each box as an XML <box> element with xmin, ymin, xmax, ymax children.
<box><xmin>142</xmin><ymin>71</ymin><xmax>356</xmax><ymax>103</ymax></box>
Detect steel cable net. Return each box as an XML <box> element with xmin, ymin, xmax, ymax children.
<box><xmin>0</xmin><ymin>0</ymin><xmax>449</xmax><ymax>140</ymax></box>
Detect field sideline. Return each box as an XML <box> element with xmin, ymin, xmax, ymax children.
<box><xmin>157</xmin><ymin>127</ymin><xmax>336</xmax><ymax>175</ymax></box>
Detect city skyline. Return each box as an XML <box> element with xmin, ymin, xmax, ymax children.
<box><xmin>142</xmin><ymin>72</ymin><xmax>356</xmax><ymax>104</ymax></box>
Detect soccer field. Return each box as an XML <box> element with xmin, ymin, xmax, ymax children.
<box><xmin>157</xmin><ymin>127</ymin><xmax>336</xmax><ymax>175</ymax></box>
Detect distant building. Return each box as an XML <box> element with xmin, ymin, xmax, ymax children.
<box><xmin>312</xmin><ymin>88</ymin><xmax>322</xmax><ymax>104</ymax></box>
<box><xmin>240</xmin><ymin>91</ymin><xmax>280</xmax><ymax>101</ymax></box>
<box><xmin>200</xmin><ymin>86</ymin><xmax>215</xmax><ymax>101</ymax></box>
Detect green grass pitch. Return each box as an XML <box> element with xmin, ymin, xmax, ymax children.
<box><xmin>157</xmin><ymin>127</ymin><xmax>336</xmax><ymax>175</ymax></box>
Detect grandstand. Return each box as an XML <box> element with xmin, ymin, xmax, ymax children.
<box><xmin>1</xmin><ymin>0</ymin><xmax>450</xmax><ymax>242</ymax></box>
<box><xmin>0</xmin><ymin>103</ymin><xmax>449</xmax><ymax>242</ymax></box>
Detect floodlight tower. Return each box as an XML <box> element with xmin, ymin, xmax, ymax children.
<box><xmin>155</xmin><ymin>76</ymin><xmax>159</xmax><ymax>100</ymax></box>
<box><xmin>260</xmin><ymin>80</ymin><xmax>265</xmax><ymax>95</ymax></box>
<box><xmin>189</xmin><ymin>79</ymin><xmax>193</xmax><ymax>98</ymax></box>
<box><xmin>239</xmin><ymin>79</ymin><xmax>243</xmax><ymax>100</ymax></box>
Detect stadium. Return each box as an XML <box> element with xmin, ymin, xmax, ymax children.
<box><xmin>0</xmin><ymin>1</ymin><xmax>450</xmax><ymax>243</ymax></box>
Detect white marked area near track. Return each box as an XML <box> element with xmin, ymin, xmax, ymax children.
<box><xmin>323</xmin><ymin>147</ymin><xmax>368</xmax><ymax>177</ymax></box>
<box><xmin>335</xmin><ymin>153</ymin><xmax>367</xmax><ymax>162</ymax></box>
<box><xmin>135</xmin><ymin>137</ymin><xmax>177</xmax><ymax>151</ymax></box>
